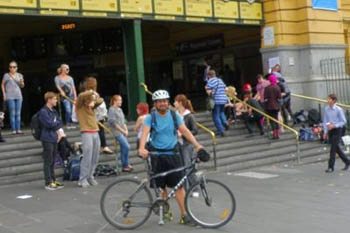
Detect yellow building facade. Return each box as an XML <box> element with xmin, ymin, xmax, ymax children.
<box><xmin>261</xmin><ymin>0</ymin><xmax>350</xmax><ymax>106</ymax></box>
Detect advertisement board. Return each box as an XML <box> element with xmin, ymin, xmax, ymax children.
<box><xmin>82</xmin><ymin>0</ymin><xmax>117</xmax><ymax>12</ymax></box>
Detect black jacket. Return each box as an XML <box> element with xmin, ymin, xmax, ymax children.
<box><xmin>38</xmin><ymin>106</ymin><xmax>63</xmax><ymax>143</ymax></box>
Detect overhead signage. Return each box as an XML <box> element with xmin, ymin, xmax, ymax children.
<box><xmin>154</xmin><ymin>0</ymin><xmax>183</xmax><ymax>16</ymax></box>
<box><xmin>0</xmin><ymin>0</ymin><xmax>36</xmax><ymax>8</ymax></box>
<box><xmin>0</xmin><ymin>0</ymin><xmax>263</xmax><ymax>25</ymax></box>
<box><xmin>40</xmin><ymin>0</ymin><xmax>79</xmax><ymax>10</ymax></box>
<box><xmin>120</xmin><ymin>0</ymin><xmax>152</xmax><ymax>14</ymax></box>
<box><xmin>176</xmin><ymin>35</ymin><xmax>224</xmax><ymax>55</ymax></box>
<box><xmin>239</xmin><ymin>2</ymin><xmax>262</xmax><ymax>20</ymax></box>
<box><xmin>214</xmin><ymin>0</ymin><xmax>238</xmax><ymax>19</ymax></box>
<box><xmin>185</xmin><ymin>0</ymin><xmax>212</xmax><ymax>18</ymax></box>
<box><xmin>82</xmin><ymin>0</ymin><xmax>117</xmax><ymax>12</ymax></box>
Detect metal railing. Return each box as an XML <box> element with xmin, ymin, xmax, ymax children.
<box><xmin>140</xmin><ymin>82</ymin><xmax>218</xmax><ymax>170</ymax></box>
<box><xmin>231</xmin><ymin>95</ymin><xmax>301</xmax><ymax>164</ymax></box>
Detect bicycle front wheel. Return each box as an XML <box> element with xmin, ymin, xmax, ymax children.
<box><xmin>185</xmin><ymin>178</ymin><xmax>236</xmax><ymax>228</ymax></box>
<box><xmin>100</xmin><ymin>177</ymin><xmax>153</xmax><ymax>230</ymax></box>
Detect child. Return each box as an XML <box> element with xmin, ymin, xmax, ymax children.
<box><xmin>134</xmin><ymin>102</ymin><xmax>149</xmax><ymax>150</ymax></box>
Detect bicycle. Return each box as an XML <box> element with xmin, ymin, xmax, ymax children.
<box><xmin>100</xmin><ymin>150</ymin><xmax>236</xmax><ymax>230</ymax></box>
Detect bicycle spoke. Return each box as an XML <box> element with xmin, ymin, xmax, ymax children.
<box><xmin>186</xmin><ymin>179</ymin><xmax>236</xmax><ymax>228</ymax></box>
<box><xmin>100</xmin><ymin>178</ymin><xmax>153</xmax><ymax>230</ymax></box>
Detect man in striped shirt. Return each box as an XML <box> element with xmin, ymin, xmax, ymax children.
<box><xmin>205</xmin><ymin>69</ymin><xmax>228</xmax><ymax>137</ymax></box>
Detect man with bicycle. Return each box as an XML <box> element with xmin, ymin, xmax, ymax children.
<box><xmin>138</xmin><ymin>90</ymin><xmax>205</xmax><ymax>225</ymax></box>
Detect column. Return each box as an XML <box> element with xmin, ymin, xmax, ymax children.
<box><xmin>122</xmin><ymin>20</ymin><xmax>147</xmax><ymax>120</ymax></box>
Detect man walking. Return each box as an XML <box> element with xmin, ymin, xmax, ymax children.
<box><xmin>38</xmin><ymin>92</ymin><xmax>64</xmax><ymax>190</ymax></box>
<box><xmin>323</xmin><ymin>94</ymin><xmax>350</xmax><ymax>173</ymax></box>
<box><xmin>205</xmin><ymin>69</ymin><xmax>228</xmax><ymax>137</ymax></box>
<box><xmin>138</xmin><ymin>90</ymin><xmax>207</xmax><ymax>225</ymax></box>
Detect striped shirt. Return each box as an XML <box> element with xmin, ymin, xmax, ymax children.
<box><xmin>207</xmin><ymin>77</ymin><xmax>227</xmax><ymax>105</ymax></box>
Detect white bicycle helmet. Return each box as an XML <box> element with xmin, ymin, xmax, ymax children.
<box><xmin>152</xmin><ymin>90</ymin><xmax>170</xmax><ymax>101</ymax></box>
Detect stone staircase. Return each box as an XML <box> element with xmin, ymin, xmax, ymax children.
<box><xmin>0</xmin><ymin>111</ymin><xmax>329</xmax><ymax>186</ymax></box>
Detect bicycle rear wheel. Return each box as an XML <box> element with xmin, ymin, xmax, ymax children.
<box><xmin>100</xmin><ymin>177</ymin><xmax>153</xmax><ymax>230</ymax></box>
<box><xmin>185</xmin><ymin>178</ymin><xmax>236</xmax><ymax>228</ymax></box>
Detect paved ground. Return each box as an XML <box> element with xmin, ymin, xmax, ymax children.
<box><xmin>0</xmin><ymin>160</ymin><xmax>350</xmax><ymax>233</ymax></box>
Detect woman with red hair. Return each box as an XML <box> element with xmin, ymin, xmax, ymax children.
<box><xmin>134</xmin><ymin>102</ymin><xmax>149</xmax><ymax>150</ymax></box>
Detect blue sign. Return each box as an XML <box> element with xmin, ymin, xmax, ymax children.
<box><xmin>312</xmin><ymin>0</ymin><xmax>338</xmax><ymax>11</ymax></box>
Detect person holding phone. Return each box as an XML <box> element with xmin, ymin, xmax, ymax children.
<box><xmin>1</xmin><ymin>61</ymin><xmax>24</xmax><ymax>134</ymax></box>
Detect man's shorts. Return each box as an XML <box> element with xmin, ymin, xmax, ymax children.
<box><xmin>150</xmin><ymin>154</ymin><xmax>184</xmax><ymax>189</ymax></box>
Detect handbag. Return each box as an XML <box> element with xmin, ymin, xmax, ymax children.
<box><xmin>206</xmin><ymin>96</ymin><xmax>215</xmax><ymax>111</ymax></box>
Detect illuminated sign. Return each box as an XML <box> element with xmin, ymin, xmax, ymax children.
<box><xmin>60</xmin><ymin>23</ymin><xmax>76</xmax><ymax>30</ymax></box>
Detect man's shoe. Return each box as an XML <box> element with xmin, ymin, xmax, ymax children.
<box><xmin>78</xmin><ymin>179</ymin><xmax>90</xmax><ymax>188</ymax></box>
<box><xmin>45</xmin><ymin>182</ymin><xmax>59</xmax><ymax>191</ymax></box>
<box><xmin>179</xmin><ymin>215</ymin><xmax>196</xmax><ymax>226</ymax></box>
<box><xmin>342</xmin><ymin>163</ymin><xmax>350</xmax><ymax>171</ymax></box>
<box><xmin>102</xmin><ymin>147</ymin><xmax>114</xmax><ymax>154</ymax></box>
<box><xmin>325</xmin><ymin>168</ymin><xmax>334</xmax><ymax>173</ymax></box>
<box><xmin>88</xmin><ymin>178</ymin><xmax>98</xmax><ymax>186</ymax></box>
<box><xmin>54</xmin><ymin>181</ymin><xmax>64</xmax><ymax>189</ymax></box>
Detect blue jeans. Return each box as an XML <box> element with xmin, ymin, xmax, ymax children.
<box><xmin>7</xmin><ymin>99</ymin><xmax>22</xmax><ymax>131</ymax></box>
<box><xmin>212</xmin><ymin>104</ymin><xmax>227</xmax><ymax>134</ymax></box>
<box><xmin>115</xmin><ymin>134</ymin><xmax>130</xmax><ymax>168</ymax></box>
<box><xmin>61</xmin><ymin>99</ymin><xmax>72</xmax><ymax>124</ymax></box>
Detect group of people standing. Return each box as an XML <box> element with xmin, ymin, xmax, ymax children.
<box><xmin>204</xmin><ymin>64</ymin><xmax>294</xmax><ymax>140</ymax></box>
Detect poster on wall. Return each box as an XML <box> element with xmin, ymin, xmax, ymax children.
<box><xmin>154</xmin><ymin>0</ymin><xmax>183</xmax><ymax>16</ymax></box>
<box><xmin>82</xmin><ymin>0</ymin><xmax>117</xmax><ymax>12</ymax></box>
<box><xmin>268</xmin><ymin>57</ymin><xmax>280</xmax><ymax>70</ymax></box>
<box><xmin>263</xmin><ymin>26</ymin><xmax>275</xmax><ymax>46</ymax></box>
<box><xmin>40</xmin><ymin>0</ymin><xmax>79</xmax><ymax>10</ymax></box>
<box><xmin>0</xmin><ymin>0</ymin><xmax>36</xmax><ymax>8</ymax></box>
<box><xmin>312</xmin><ymin>0</ymin><xmax>337</xmax><ymax>11</ymax></box>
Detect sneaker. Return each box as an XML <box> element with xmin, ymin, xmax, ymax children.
<box><xmin>78</xmin><ymin>180</ymin><xmax>90</xmax><ymax>188</ymax></box>
<box><xmin>12</xmin><ymin>131</ymin><xmax>16</xmax><ymax>135</ymax></box>
<box><xmin>16</xmin><ymin>130</ymin><xmax>24</xmax><ymax>134</ymax></box>
<box><xmin>88</xmin><ymin>178</ymin><xmax>98</xmax><ymax>186</ymax></box>
<box><xmin>45</xmin><ymin>182</ymin><xmax>59</xmax><ymax>191</ymax></box>
<box><xmin>164</xmin><ymin>210</ymin><xmax>173</xmax><ymax>222</ymax></box>
<box><xmin>102</xmin><ymin>147</ymin><xmax>114</xmax><ymax>154</ymax></box>
<box><xmin>179</xmin><ymin>215</ymin><xmax>196</xmax><ymax>226</ymax></box>
<box><xmin>54</xmin><ymin>181</ymin><xmax>64</xmax><ymax>189</ymax></box>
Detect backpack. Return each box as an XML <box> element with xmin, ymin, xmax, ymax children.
<box><xmin>299</xmin><ymin>127</ymin><xmax>316</xmax><ymax>141</ymax></box>
<box><xmin>30</xmin><ymin>111</ymin><xmax>42</xmax><ymax>140</ymax></box>
<box><xmin>63</xmin><ymin>155</ymin><xmax>81</xmax><ymax>181</ymax></box>
<box><xmin>94</xmin><ymin>164</ymin><xmax>117</xmax><ymax>176</ymax></box>
<box><xmin>307</xmin><ymin>109</ymin><xmax>320</xmax><ymax>126</ymax></box>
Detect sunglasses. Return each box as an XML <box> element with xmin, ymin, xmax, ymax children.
<box><xmin>9</xmin><ymin>66</ymin><xmax>17</xmax><ymax>69</ymax></box>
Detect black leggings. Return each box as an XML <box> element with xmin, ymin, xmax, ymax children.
<box><xmin>266</xmin><ymin>109</ymin><xmax>280</xmax><ymax>130</ymax></box>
